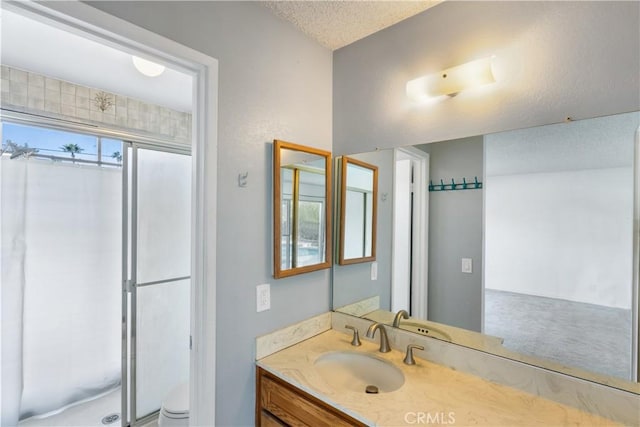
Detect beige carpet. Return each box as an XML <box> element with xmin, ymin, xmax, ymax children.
<box><xmin>484</xmin><ymin>289</ymin><xmax>632</xmax><ymax>381</ymax></box>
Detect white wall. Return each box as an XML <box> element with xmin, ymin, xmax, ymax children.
<box><xmin>333</xmin><ymin>1</ymin><xmax>640</xmax><ymax>156</ymax></box>
<box><xmin>88</xmin><ymin>2</ymin><xmax>332</xmax><ymax>426</ymax></box>
<box><xmin>484</xmin><ymin>112</ymin><xmax>639</xmax><ymax>309</ymax></box>
<box><xmin>485</xmin><ymin>168</ymin><xmax>633</xmax><ymax>309</ymax></box>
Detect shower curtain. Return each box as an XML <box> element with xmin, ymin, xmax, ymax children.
<box><xmin>1</xmin><ymin>157</ymin><xmax>121</xmax><ymax>425</ymax></box>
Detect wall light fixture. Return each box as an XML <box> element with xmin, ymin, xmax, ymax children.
<box><xmin>406</xmin><ymin>56</ymin><xmax>496</xmax><ymax>102</ymax></box>
<box><xmin>132</xmin><ymin>56</ymin><xmax>166</xmax><ymax>77</ymax></box>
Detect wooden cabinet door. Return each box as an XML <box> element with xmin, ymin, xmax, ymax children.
<box><xmin>256</xmin><ymin>367</ymin><xmax>366</xmax><ymax>427</ymax></box>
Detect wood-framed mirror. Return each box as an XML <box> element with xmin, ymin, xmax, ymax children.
<box><xmin>273</xmin><ymin>139</ymin><xmax>332</xmax><ymax>278</ymax></box>
<box><xmin>338</xmin><ymin>156</ymin><xmax>378</xmax><ymax>265</ymax></box>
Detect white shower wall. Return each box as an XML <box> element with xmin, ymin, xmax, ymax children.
<box><xmin>1</xmin><ymin>157</ymin><xmax>121</xmax><ymax>423</ymax></box>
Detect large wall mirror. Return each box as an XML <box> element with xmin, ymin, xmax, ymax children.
<box><xmin>274</xmin><ymin>140</ymin><xmax>331</xmax><ymax>279</ymax></box>
<box><xmin>338</xmin><ymin>156</ymin><xmax>378</xmax><ymax>265</ymax></box>
<box><xmin>332</xmin><ymin>111</ymin><xmax>640</xmax><ymax>394</ymax></box>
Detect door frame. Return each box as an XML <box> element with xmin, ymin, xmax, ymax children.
<box><xmin>391</xmin><ymin>147</ymin><xmax>429</xmax><ymax>319</ymax></box>
<box><xmin>2</xmin><ymin>2</ymin><xmax>219</xmax><ymax>425</ymax></box>
<box><xmin>633</xmin><ymin>126</ymin><xmax>640</xmax><ymax>382</ymax></box>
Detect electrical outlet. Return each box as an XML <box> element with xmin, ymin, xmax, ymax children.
<box><xmin>461</xmin><ymin>258</ymin><xmax>473</xmax><ymax>274</ymax></box>
<box><xmin>256</xmin><ymin>284</ymin><xmax>270</xmax><ymax>312</ymax></box>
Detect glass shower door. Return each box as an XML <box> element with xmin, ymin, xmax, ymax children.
<box><xmin>123</xmin><ymin>143</ymin><xmax>191</xmax><ymax>425</ymax></box>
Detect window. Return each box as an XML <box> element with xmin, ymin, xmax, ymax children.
<box><xmin>1</xmin><ymin>122</ymin><xmax>123</xmax><ymax>167</ymax></box>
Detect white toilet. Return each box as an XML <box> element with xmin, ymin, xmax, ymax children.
<box><xmin>158</xmin><ymin>383</ymin><xmax>189</xmax><ymax>427</ymax></box>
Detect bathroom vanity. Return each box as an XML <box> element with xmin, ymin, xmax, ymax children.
<box><xmin>256</xmin><ymin>328</ymin><xmax>620</xmax><ymax>426</ymax></box>
<box><xmin>256</xmin><ymin>368</ymin><xmax>365</xmax><ymax>426</ymax></box>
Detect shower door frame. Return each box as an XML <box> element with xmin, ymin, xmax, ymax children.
<box><xmin>122</xmin><ymin>141</ymin><xmax>192</xmax><ymax>426</ymax></box>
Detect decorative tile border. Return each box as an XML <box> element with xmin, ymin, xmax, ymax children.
<box><xmin>334</xmin><ymin>295</ymin><xmax>379</xmax><ymax>317</ymax></box>
<box><xmin>1</xmin><ymin>65</ymin><xmax>191</xmax><ymax>143</ymax></box>
<box><xmin>255</xmin><ymin>312</ymin><xmax>331</xmax><ymax>360</ymax></box>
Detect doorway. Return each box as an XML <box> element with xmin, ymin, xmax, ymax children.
<box><xmin>1</xmin><ymin>1</ymin><xmax>218</xmax><ymax>425</ymax></box>
<box><xmin>1</xmin><ymin>121</ymin><xmax>191</xmax><ymax>426</ymax></box>
<box><xmin>391</xmin><ymin>147</ymin><xmax>429</xmax><ymax>319</ymax></box>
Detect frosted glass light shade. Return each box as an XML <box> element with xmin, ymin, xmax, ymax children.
<box><xmin>132</xmin><ymin>56</ymin><xmax>166</xmax><ymax>77</ymax></box>
<box><xmin>406</xmin><ymin>56</ymin><xmax>496</xmax><ymax>102</ymax></box>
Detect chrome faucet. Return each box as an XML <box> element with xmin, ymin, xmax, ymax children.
<box><xmin>392</xmin><ymin>309</ymin><xmax>409</xmax><ymax>327</ymax></box>
<box><xmin>366</xmin><ymin>322</ymin><xmax>391</xmax><ymax>353</ymax></box>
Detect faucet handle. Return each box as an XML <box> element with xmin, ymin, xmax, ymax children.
<box><xmin>345</xmin><ymin>325</ymin><xmax>361</xmax><ymax>346</ymax></box>
<box><xmin>403</xmin><ymin>344</ymin><xmax>424</xmax><ymax>365</ymax></box>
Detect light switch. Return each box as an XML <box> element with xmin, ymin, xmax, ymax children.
<box><xmin>371</xmin><ymin>262</ymin><xmax>378</xmax><ymax>280</ymax></box>
<box><xmin>256</xmin><ymin>284</ymin><xmax>270</xmax><ymax>312</ymax></box>
<box><xmin>461</xmin><ymin>258</ymin><xmax>473</xmax><ymax>274</ymax></box>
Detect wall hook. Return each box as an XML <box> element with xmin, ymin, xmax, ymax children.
<box><xmin>428</xmin><ymin>176</ymin><xmax>483</xmax><ymax>192</ymax></box>
<box><xmin>238</xmin><ymin>171</ymin><xmax>249</xmax><ymax>187</ymax></box>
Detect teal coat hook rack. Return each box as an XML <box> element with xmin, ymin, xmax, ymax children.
<box><xmin>429</xmin><ymin>176</ymin><xmax>482</xmax><ymax>192</ymax></box>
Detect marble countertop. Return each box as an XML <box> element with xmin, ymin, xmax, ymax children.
<box><xmin>360</xmin><ymin>309</ymin><xmax>638</xmax><ymax>394</ymax></box>
<box><xmin>257</xmin><ymin>329</ymin><xmax>620</xmax><ymax>426</ymax></box>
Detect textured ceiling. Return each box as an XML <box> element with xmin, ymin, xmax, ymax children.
<box><xmin>264</xmin><ymin>1</ymin><xmax>443</xmax><ymax>50</ymax></box>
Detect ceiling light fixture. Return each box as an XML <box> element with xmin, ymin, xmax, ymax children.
<box><xmin>132</xmin><ymin>56</ymin><xmax>166</xmax><ymax>77</ymax></box>
<box><xmin>406</xmin><ymin>56</ymin><xmax>496</xmax><ymax>102</ymax></box>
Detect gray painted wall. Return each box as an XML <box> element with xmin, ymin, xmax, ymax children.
<box><xmin>419</xmin><ymin>136</ymin><xmax>484</xmax><ymax>332</ymax></box>
<box><xmin>332</xmin><ymin>149</ymin><xmax>393</xmax><ymax>310</ymax></box>
<box><xmin>89</xmin><ymin>2</ymin><xmax>332</xmax><ymax>426</ymax></box>
<box><xmin>333</xmin><ymin>1</ymin><xmax>640</xmax><ymax>156</ymax></box>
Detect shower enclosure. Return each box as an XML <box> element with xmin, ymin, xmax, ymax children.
<box><xmin>122</xmin><ymin>142</ymin><xmax>191</xmax><ymax>425</ymax></box>
<box><xmin>1</xmin><ymin>120</ymin><xmax>191</xmax><ymax>427</ymax></box>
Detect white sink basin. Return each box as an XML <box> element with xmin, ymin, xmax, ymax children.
<box><xmin>314</xmin><ymin>351</ymin><xmax>404</xmax><ymax>393</ymax></box>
